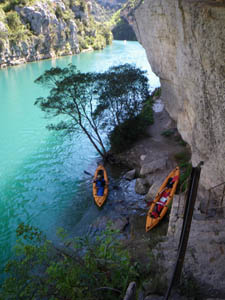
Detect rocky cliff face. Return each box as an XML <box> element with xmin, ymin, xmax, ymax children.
<box><xmin>123</xmin><ymin>0</ymin><xmax>225</xmax><ymax>193</ymax></box>
<box><xmin>0</xmin><ymin>0</ymin><xmax>112</xmax><ymax>68</ymax></box>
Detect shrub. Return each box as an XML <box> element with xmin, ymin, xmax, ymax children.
<box><xmin>6</xmin><ymin>10</ymin><xmax>21</xmax><ymax>30</ymax></box>
<box><xmin>174</xmin><ymin>150</ymin><xmax>192</xmax><ymax>192</ymax></box>
<box><xmin>55</xmin><ymin>5</ymin><xmax>64</xmax><ymax>19</ymax></box>
<box><xmin>161</xmin><ymin>129</ymin><xmax>175</xmax><ymax>137</ymax></box>
<box><xmin>2</xmin><ymin>0</ymin><xmax>34</xmax><ymax>12</ymax></box>
<box><xmin>0</xmin><ymin>223</ymin><xmax>138</xmax><ymax>300</ymax></box>
<box><xmin>109</xmin><ymin>96</ymin><xmax>154</xmax><ymax>153</ymax></box>
<box><xmin>78</xmin><ymin>34</ymin><xmax>89</xmax><ymax>50</ymax></box>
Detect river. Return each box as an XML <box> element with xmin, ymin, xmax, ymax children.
<box><xmin>0</xmin><ymin>41</ymin><xmax>160</xmax><ymax>274</ymax></box>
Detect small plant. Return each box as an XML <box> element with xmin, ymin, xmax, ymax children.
<box><xmin>161</xmin><ymin>129</ymin><xmax>175</xmax><ymax>137</ymax></box>
<box><xmin>174</xmin><ymin>150</ymin><xmax>192</xmax><ymax>192</ymax></box>
<box><xmin>151</xmin><ymin>87</ymin><xmax>161</xmax><ymax>99</ymax></box>
<box><xmin>174</xmin><ymin>150</ymin><xmax>191</xmax><ymax>163</ymax></box>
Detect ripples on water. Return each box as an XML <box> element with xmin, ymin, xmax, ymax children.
<box><xmin>0</xmin><ymin>41</ymin><xmax>160</xmax><ymax>273</ymax></box>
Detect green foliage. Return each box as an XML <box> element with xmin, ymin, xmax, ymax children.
<box><xmin>76</xmin><ymin>17</ymin><xmax>112</xmax><ymax>51</ymax></box>
<box><xmin>1</xmin><ymin>0</ymin><xmax>34</xmax><ymax>12</ymax></box>
<box><xmin>99</xmin><ymin>24</ymin><xmax>113</xmax><ymax>45</ymax></box>
<box><xmin>34</xmin><ymin>64</ymin><xmax>107</xmax><ymax>158</ymax></box>
<box><xmin>109</xmin><ymin>8</ymin><xmax>122</xmax><ymax>26</ymax></box>
<box><xmin>174</xmin><ymin>134</ymin><xmax>187</xmax><ymax>146</ymax></box>
<box><xmin>92</xmin><ymin>33</ymin><xmax>106</xmax><ymax>50</ymax></box>
<box><xmin>55</xmin><ymin>4</ymin><xmax>74</xmax><ymax>23</ymax></box>
<box><xmin>34</xmin><ymin>64</ymin><xmax>151</xmax><ymax>158</ymax></box>
<box><xmin>0</xmin><ymin>223</ymin><xmax>138</xmax><ymax>300</ymax></box>
<box><xmin>94</xmin><ymin>64</ymin><xmax>150</xmax><ymax>128</ymax></box>
<box><xmin>0</xmin><ymin>7</ymin><xmax>5</xmax><ymax>21</ymax></box>
<box><xmin>0</xmin><ymin>0</ymin><xmax>113</xmax><ymax>54</ymax></box>
<box><xmin>5</xmin><ymin>10</ymin><xmax>30</xmax><ymax>41</ymax></box>
<box><xmin>152</xmin><ymin>87</ymin><xmax>161</xmax><ymax>98</ymax></box>
<box><xmin>77</xmin><ymin>34</ymin><xmax>89</xmax><ymax>49</ymax></box>
<box><xmin>174</xmin><ymin>150</ymin><xmax>192</xmax><ymax>192</ymax></box>
<box><xmin>161</xmin><ymin>129</ymin><xmax>175</xmax><ymax>137</ymax></box>
<box><xmin>109</xmin><ymin>95</ymin><xmax>154</xmax><ymax>153</ymax></box>
<box><xmin>174</xmin><ymin>150</ymin><xmax>191</xmax><ymax>163</ymax></box>
<box><xmin>55</xmin><ymin>5</ymin><xmax>64</xmax><ymax>19</ymax></box>
<box><xmin>6</xmin><ymin>10</ymin><xmax>21</xmax><ymax>30</ymax></box>
<box><xmin>93</xmin><ymin>66</ymin><xmax>153</xmax><ymax>153</ymax></box>
<box><xmin>125</xmin><ymin>0</ymin><xmax>144</xmax><ymax>10</ymax></box>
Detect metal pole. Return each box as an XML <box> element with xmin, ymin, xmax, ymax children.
<box><xmin>164</xmin><ymin>162</ymin><xmax>203</xmax><ymax>300</ymax></box>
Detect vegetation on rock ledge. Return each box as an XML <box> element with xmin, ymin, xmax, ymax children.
<box><xmin>0</xmin><ymin>0</ymin><xmax>113</xmax><ymax>64</ymax></box>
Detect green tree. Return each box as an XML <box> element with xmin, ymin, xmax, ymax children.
<box><xmin>34</xmin><ymin>65</ymin><xmax>107</xmax><ymax>158</ymax></box>
<box><xmin>35</xmin><ymin>64</ymin><xmax>152</xmax><ymax>159</ymax></box>
<box><xmin>0</xmin><ymin>223</ymin><xmax>138</xmax><ymax>300</ymax></box>
<box><xmin>93</xmin><ymin>64</ymin><xmax>153</xmax><ymax>153</ymax></box>
<box><xmin>93</xmin><ymin>64</ymin><xmax>150</xmax><ymax>130</ymax></box>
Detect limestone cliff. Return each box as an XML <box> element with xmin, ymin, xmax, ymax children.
<box><xmin>0</xmin><ymin>0</ymin><xmax>112</xmax><ymax>68</ymax></box>
<box><xmin>123</xmin><ymin>0</ymin><xmax>225</xmax><ymax>192</ymax></box>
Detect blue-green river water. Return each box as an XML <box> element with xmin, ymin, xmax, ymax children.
<box><xmin>0</xmin><ymin>41</ymin><xmax>160</xmax><ymax>274</ymax></box>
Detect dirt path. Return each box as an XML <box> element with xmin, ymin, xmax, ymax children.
<box><xmin>118</xmin><ymin>107</ymin><xmax>188</xmax><ymax>172</ymax></box>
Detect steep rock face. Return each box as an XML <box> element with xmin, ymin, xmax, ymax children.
<box><xmin>0</xmin><ymin>0</ymin><xmax>79</xmax><ymax>67</ymax></box>
<box><xmin>0</xmin><ymin>0</ymin><xmax>112</xmax><ymax>68</ymax></box>
<box><xmin>123</xmin><ymin>0</ymin><xmax>225</xmax><ymax>191</ymax></box>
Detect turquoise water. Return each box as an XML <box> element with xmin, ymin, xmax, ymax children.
<box><xmin>0</xmin><ymin>41</ymin><xmax>160</xmax><ymax>272</ymax></box>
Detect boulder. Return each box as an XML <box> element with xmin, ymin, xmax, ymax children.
<box><xmin>144</xmin><ymin>180</ymin><xmax>162</xmax><ymax>201</ymax></box>
<box><xmin>135</xmin><ymin>178</ymin><xmax>149</xmax><ymax>195</ymax></box>
<box><xmin>123</xmin><ymin>282</ymin><xmax>136</xmax><ymax>300</ymax></box>
<box><xmin>111</xmin><ymin>217</ymin><xmax>129</xmax><ymax>232</ymax></box>
<box><xmin>145</xmin><ymin>175</ymin><xmax>154</xmax><ymax>186</ymax></box>
<box><xmin>140</xmin><ymin>158</ymin><xmax>168</xmax><ymax>176</ymax></box>
<box><xmin>140</xmin><ymin>154</ymin><xmax>146</xmax><ymax>161</ymax></box>
<box><xmin>125</xmin><ymin>169</ymin><xmax>136</xmax><ymax>181</ymax></box>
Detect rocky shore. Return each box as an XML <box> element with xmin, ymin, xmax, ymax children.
<box><xmin>89</xmin><ymin>107</ymin><xmax>225</xmax><ymax>299</ymax></box>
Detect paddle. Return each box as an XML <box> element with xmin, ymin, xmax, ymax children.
<box><xmin>84</xmin><ymin>170</ymin><xmax>93</xmax><ymax>176</ymax></box>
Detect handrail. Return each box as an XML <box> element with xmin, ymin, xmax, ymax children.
<box><xmin>208</xmin><ymin>181</ymin><xmax>225</xmax><ymax>191</ymax></box>
<box><xmin>206</xmin><ymin>181</ymin><xmax>225</xmax><ymax>215</ymax></box>
<box><xmin>164</xmin><ymin>161</ymin><xmax>203</xmax><ymax>300</ymax></box>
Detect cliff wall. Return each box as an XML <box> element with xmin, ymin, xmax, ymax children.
<box><xmin>123</xmin><ymin>0</ymin><xmax>225</xmax><ymax>192</ymax></box>
<box><xmin>0</xmin><ymin>0</ymin><xmax>112</xmax><ymax>68</ymax></box>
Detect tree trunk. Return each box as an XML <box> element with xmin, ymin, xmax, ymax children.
<box><xmin>80</xmin><ymin>125</ymin><xmax>106</xmax><ymax>159</ymax></box>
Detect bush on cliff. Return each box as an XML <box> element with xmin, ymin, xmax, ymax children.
<box><xmin>0</xmin><ymin>223</ymin><xmax>138</xmax><ymax>300</ymax></box>
<box><xmin>1</xmin><ymin>0</ymin><xmax>35</xmax><ymax>12</ymax></box>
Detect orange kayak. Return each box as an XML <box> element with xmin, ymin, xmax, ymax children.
<box><xmin>93</xmin><ymin>165</ymin><xmax>109</xmax><ymax>207</ymax></box>
<box><xmin>146</xmin><ymin>166</ymin><xmax>180</xmax><ymax>232</ymax></box>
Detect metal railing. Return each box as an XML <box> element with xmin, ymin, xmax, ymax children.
<box><xmin>164</xmin><ymin>162</ymin><xmax>203</xmax><ymax>300</ymax></box>
<box><xmin>206</xmin><ymin>181</ymin><xmax>225</xmax><ymax>214</ymax></box>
